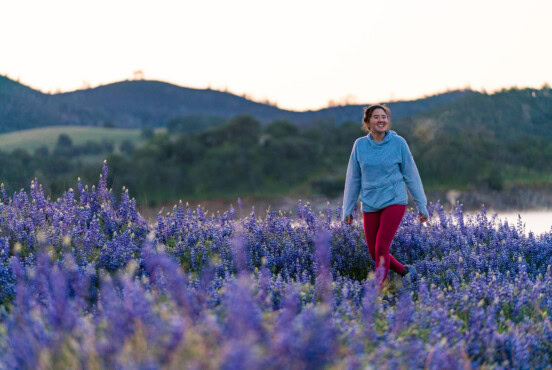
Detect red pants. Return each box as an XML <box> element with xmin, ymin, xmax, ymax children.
<box><xmin>362</xmin><ymin>204</ymin><xmax>406</xmax><ymax>288</ymax></box>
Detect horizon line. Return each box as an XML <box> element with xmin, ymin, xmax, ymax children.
<box><xmin>1</xmin><ymin>72</ymin><xmax>550</xmax><ymax>113</ymax></box>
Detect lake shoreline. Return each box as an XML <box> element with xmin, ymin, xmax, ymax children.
<box><xmin>136</xmin><ymin>184</ymin><xmax>552</xmax><ymax>223</ymax></box>
<box><xmin>425</xmin><ymin>184</ymin><xmax>552</xmax><ymax>212</ymax></box>
<box><xmin>135</xmin><ymin>185</ymin><xmax>552</xmax><ymax>235</ymax></box>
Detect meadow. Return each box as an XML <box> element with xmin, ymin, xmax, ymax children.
<box><xmin>0</xmin><ymin>163</ymin><xmax>551</xmax><ymax>368</ymax></box>
<box><xmin>0</xmin><ymin>126</ymin><xmax>165</xmax><ymax>154</ymax></box>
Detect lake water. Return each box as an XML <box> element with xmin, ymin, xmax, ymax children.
<box><xmin>139</xmin><ymin>198</ymin><xmax>552</xmax><ymax>236</ymax></box>
<box><xmin>467</xmin><ymin>210</ymin><xmax>552</xmax><ymax>236</ymax></box>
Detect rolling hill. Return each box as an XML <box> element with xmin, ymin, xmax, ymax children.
<box><xmin>394</xmin><ymin>87</ymin><xmax>552</xmax><ymax>141</ymax></box>
<box><xmin>0</xmin><ymin>75</ymin><xmax>467</xmax><ymax>132</ymax></box>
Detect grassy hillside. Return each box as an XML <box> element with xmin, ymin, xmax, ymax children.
<box><xmin>0</xmin><ymin>126</ymin><xmax>165</xmax><ymax>153</ymax></box>
<box><xmin>394</xmin><ymin>87</ymin><xmax>552</xmax><ymax>141</ymax></box>
<box><xmin>389</xmin><ymin>87</ymin><xmax>552</xmax><ymax>191</ymax></box>
<box><xmin>0</xmin><ymin>75</ymin><xmax>467</xmax><ymax>132</ymax></box>
<box><xmin>0</xmin><ymin>86</ymin><xmax>551</xmax><ymax>208</ymax></box>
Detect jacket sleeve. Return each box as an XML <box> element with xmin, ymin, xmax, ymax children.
<box><xmin>342</xmin><ymin>141</ymin><xmax>361</xmax><ymax>221</ymax></box>
<box><xmin>399</xmin><ymin>139</ymin><xmax>429</xmax><ymax>218</ymax></box>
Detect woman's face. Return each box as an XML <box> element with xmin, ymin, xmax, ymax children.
<box><xmin>367</xmin><ymin>108</ymin><xmax>389</xmax><ymax>134</ymax></box>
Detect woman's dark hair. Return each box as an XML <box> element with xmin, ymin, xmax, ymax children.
<box><xmin>362</xmin><ymin>104</ymin><xmax>392</xmax><ymax>132</ymax></box>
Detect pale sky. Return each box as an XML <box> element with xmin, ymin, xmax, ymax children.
<box><xmin>1</xmin><ymin>0</ymin><xmax>551</xmax><ymax>111</ymax></box>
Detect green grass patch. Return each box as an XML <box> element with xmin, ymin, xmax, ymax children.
<box><xmin>0</xmin><ymin>126</ymin><xmax>165</xmax><ymax>153</ymax></box>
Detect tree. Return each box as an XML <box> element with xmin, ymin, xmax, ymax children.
<box><xmin>224</xmin><ymin>115</ymin><xmax>261</xmax><ymax>146</ymax></box>
<box><xmin>100</xmin><ymin>139</ymin><xmax>114</xmax><ymax>153</ymax></box>
<box><xmin>56</xmin><ymin>134</ymin><xmax>72</xmax><ymax>148</ymax></box>
<box><xmin>486</xmin><ymin>167</ymin><xmax>504</xmax><ymax>192</ymax></box>
<box><xmin>141</xmin><ymin>126</ymin><xmax>154</xmax><ymax>140</ymax></box>
<box><xmin>167</xmin><ymin>115</ymin><xmax>226</xmax><ymax>134</ymax></box>
<box><xmin>34</xmin><ymin>146</ymin><xmax>49</xmax><ymax>157</ymax></box>
<box><xmin>264</xmin><ymin>120</ymin><xmax>299</xmax><ymax>139</ymax></box>
<box><xmin>120</xmin><ymin>140</ymin><xmax>136</xmax><ymax>155</ymax></box>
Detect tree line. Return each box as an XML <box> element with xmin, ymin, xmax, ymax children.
<box><xmin>1</xmin><ymin>104</ymin><xmax>552</xmax><ymax>205</ymax></box>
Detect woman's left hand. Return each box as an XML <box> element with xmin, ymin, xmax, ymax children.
<box><xmin>419</xmin><ymin>213</ymin><xmax>428</xmax><ymax>223</ymax></box>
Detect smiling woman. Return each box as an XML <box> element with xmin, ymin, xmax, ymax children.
<box><xmin>362</xmin><ymin>104</ymin><xmax>393</xmax><ymax>136</ymax></box>
<box><xmin>342</xmin><ymin>104</ymin><xmax>429</xmax><ymax>290</ymax></box>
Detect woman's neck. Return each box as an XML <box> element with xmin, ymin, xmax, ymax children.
<box><xmin>370</xmin><ymin>130</ymin><xmax>386</xmax><ymax>142</ymax></box>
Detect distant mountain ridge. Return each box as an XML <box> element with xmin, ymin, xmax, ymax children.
<box><xmin>394</xmin><ymin>87</ymin><xmax>552</xmax><ymax>141</ymax></box>
<box><xmin>0</xmin><ymin>75</ymin><xmax>468</xmax><ymax>133</ymax></box>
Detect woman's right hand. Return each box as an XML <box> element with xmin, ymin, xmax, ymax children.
<box><xmin>344</xmin><ymin>214</ymin><xmax>353</xmax><ymax>224</ymax></box>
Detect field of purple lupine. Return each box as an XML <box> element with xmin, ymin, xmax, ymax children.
<box><xmin>0</xmin><ymin>163</ymin><xmax>551</xmax><ymax>369</ymax></box>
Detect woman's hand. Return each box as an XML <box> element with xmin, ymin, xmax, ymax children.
<box><xmin>344</xmin><ymin>214</ymin><xmax>353</xmax><ymax>224</ymax></box>
<box><xmin>419</xmin><ymin>213</ymin><xmax>428</xmax><ymax>223</ymax></box>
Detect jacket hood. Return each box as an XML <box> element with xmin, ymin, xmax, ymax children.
<box><xmin>367</xmin><ymin>130</ymin><xmax>397</xmax><ymax>147</ymax></box>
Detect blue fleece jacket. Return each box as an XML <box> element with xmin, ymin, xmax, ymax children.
<box><xmin>342</xmin><ymin>130</ymin><xmax>429</xmax><ymax>221</ymax></box>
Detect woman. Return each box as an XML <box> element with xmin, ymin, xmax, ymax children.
<box><xmin>342</xmin><ymin>104</ymin><xmax>428</xmax><ymax>289</ymax></box>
